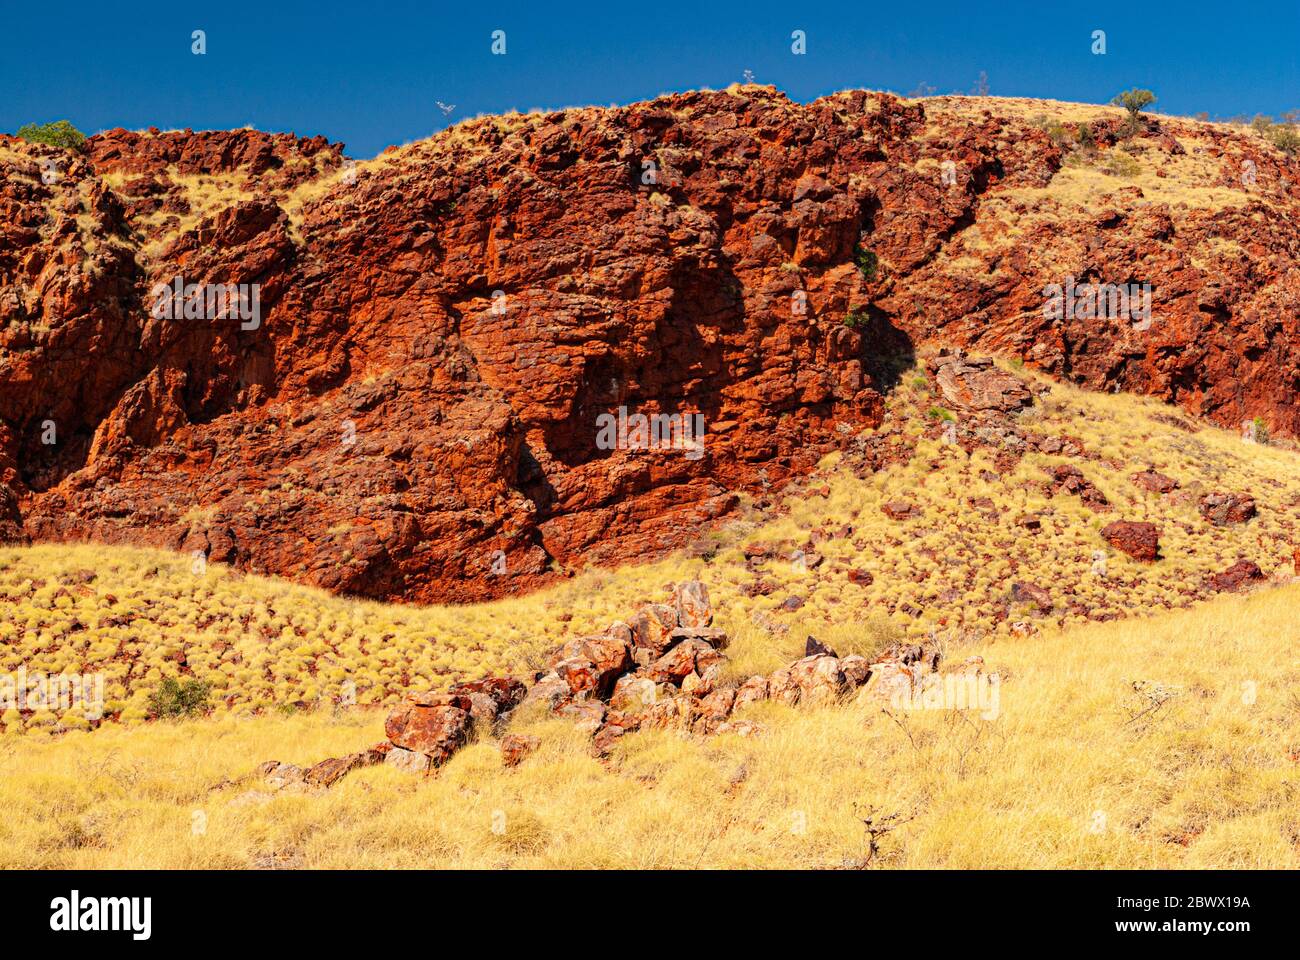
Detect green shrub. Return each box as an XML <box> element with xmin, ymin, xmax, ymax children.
<box><xmin>925</xmin><ymin>406</ymin><xmax>956</xmax><ymax>422</ymax></box>
<box><xmin>853</xmin><ymin>244</ymin><xmax>878</xmax><ymax>281</ymax></box>
<box><xmin>1251</xmin><ymin>116</ymin><xmax>1300</xmax><ymax>155</ymax></box>
<box><xmin>147</xmin><ymin>677</ymin><xmax>212</xmax><ymax>719</ymax></box>
<box><xmin>1112</xmin><ymin>89</ymin><xmax>1156</xmax><ymax>120</ymax></box>
<box><xmin>1251</xmin><ymin>416</ymin><xmax>1271</xmax><ymax>445</ymax></box>
<box><xmin>16</xmin><ymin>120</ymin><xmax>87</xmax><ymax>151</ymax></box>
<box><xmin>1112</xmin><ymin>89</ymin><xmax>1156</xmax><ymax>138</ymax></box>
<box><xmin>844</xmin><ymin>306</ymin><xmax>870</xmax><ymax>330</ymax></box>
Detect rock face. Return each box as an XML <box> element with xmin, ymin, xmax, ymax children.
<box><xmin>2</xmin><ymin>88</ymin><xmax>1298</xmax><ymax>603</ymax></box>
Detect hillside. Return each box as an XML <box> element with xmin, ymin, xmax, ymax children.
<box><xmin>1</xmin><ymin>89</ymin><xmax>1298</xmax><ymax>603</ymax></box>
<box><xmin>2</xmin><ymin>363</ymin><xmax>1296</xmax><ymax>733</ymax></box>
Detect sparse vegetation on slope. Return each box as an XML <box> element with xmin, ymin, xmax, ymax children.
<box><xmin>2</xmin><ymin>360</ymin><xmax>1296</xmax><ymax>735</ymax></box>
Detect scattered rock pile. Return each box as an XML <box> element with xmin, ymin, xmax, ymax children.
<box><xmin>1044</xmin><ymin>464</ymin><xmax>1111</xmax><ymax>512</ymax></box>
<box><xmin>259</xmin><ymin>580</ymin><xmax>947</xmax><ymax>787</ymax></box>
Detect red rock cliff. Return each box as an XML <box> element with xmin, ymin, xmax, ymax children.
<box><xmin>0</xmin><ymin>89</ymin><xmax>1296</xmax><ymax>601</ymax></box>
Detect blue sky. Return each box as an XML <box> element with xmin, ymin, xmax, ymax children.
<box><xmin>3</xmin><ymin>0</ymin><xmax>1297</xmax><ymax>157</ymax></box>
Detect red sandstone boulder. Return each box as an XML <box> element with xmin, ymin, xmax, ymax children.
<box><xmin>1100</xmin><ymin>521</ymin><xmax>1161</xmax><ymax>561</ymax></box>
<box><xmin>302</xmin><ymin>746</ymin><xmax>387</xmax><ymax>788</ymax></box>
<box><xmin>553</xmin><ymin>631</ymin><xmax>632</xmax><ymax>698</ymax></box>
<box><xmin>628</xmin><ymin>603</ymin><xmax>678</xmax><ymax>664</ymax></box>
<box><xmin>1010</xmin><ymin>581</ymin><xmax>1053</xmax><ymax>614</ymax></box>
<box><xmin>644</xmin><ymin>638</ymin><xmax>725</xmax><ymax>685</ymax></box>
<box><xmin>734</xmin><ymin>675</ymin><xmax>770</xmax><ymax>709</ymax></box>
<box><xmin>674</xmin><ymin>580</ymin><xmax>713</xmax><ymax>628</ymax></box>
<box><xmin>1199</xmin><ymin>492</ymin><xmax>1257</xmax><ymax>526</ymax></box>
<box><xmin>1206</xmin><ymin>559</ymin><xmax>1266</xmax><ymax>592</ymax></box>
<box><xmin>500</xmin><ymin>733</ymin><xmax>541</xmax><ymax>768</ymax></box>
<box><xmin>930</xmin><ymin>351</ymin><xmax>1034</xmax><ymax>414</ymax></box>
<box><xmin>1130</xmin><ymin>469</ymin><xmax>1179</xmax><ymax>494</ymax></box>
<box><xmin>1045</xmin><ymin>465</ymin><xmax>1111</xmax><ymax>512</ymax></box>
<box><xmin>448</xmin><ymin>676</ymin><xmax>527</xmax><ymax>725</ymax></box>
<box><xmin>384</xmin><ymin>695</ymin><xmax>472</xmax><ymax>765</ymax></box>
<box><xmin>881</xmin><ymin>501</ymin><xmax>918</xmax><ymax>520</ymax></box>
<box><xmin>385</xmin><ymin>747</ymin><xmax>432</xmax><ymax>775</ymax></box>
<box><xmin>610</xmin><ymin>674</ymin><xmax>665</xmax><ymax>711</ymax></box>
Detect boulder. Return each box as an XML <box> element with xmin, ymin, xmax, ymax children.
<box><xmin>1130</xmin><ymin>469</ymin><xmax>1179</xmax><ymax>494</ymax></box>
<box><xmin>668</xmin><ymin>625</ymin><xmax>729</xmax><ymax>649</ymax></box>
<box><xmin>260</xmin><ymin>761</ymin><xmax>304</xmax><ymax>791</ymax></box>
<box><xmin>644</xmin><ymin>638</ymin><xmax>725</xmax><ymax>685</ymax></box>
<box><xmin>1199</xmin><ymin>492</ymin><xmax>1256</xmax><ymax>526</ymax></box>
<box><xmin>610</xmin><ymin>674</ymin><xmax>664</xmax><ymax>711</ymax></box>
<box><xmin>1100</xmin><ymin>521</ymin><xmax>1160</xmax><ymax>561</ymax></box>
<box><xmin>1206</xmin><ymin>559</ymin><xmax>1266</xmax><ymax>592</ymax></box>
<box><xmin>697</xmin><ymin>688</ymin><xmax>735</xmax><ymax>722</ymax></box>
<box><xmin>592</xmin><ymin>712</ymin><xmax>642</xmax><ymax>756</ymax></box>
<box><xmin>385</xmin><ymin>746</ymin><xmax>432</xmax><ymax>775</ymax></box>
<box><xmin>500</xmin><ymin>733</ymin><xmax>541</xmax><ymax>767</ymax></box>
<box><xmin>856</xmin><ymin>658</ymin><xmax>920</xmax><ymax>705</ymax></box>
<box><xmin>1044</xmin><ymin>464</ymin><xmax>1111</xmax><ymax>511</ymax></box>
<box><xmin>1010</xmin><ymin>581</ymin><xmax>1052</xmax><ymax>613</ymax></box>
<box><xmin>384</xmin><ymin>695</ymin><xmax>472</xmax><ymax>765</ymax></box>
<box><xmin>881</xmin><ymin>500</ymin><xmax>918</xmax><ymax>520</ymax></box>
<box><xmin>628</xmin><ymin>603</ymin><xmax>678</xmax><ymax>663</ymax></box>
<box><xmin>785</xmin><ymin>654</ymin><xmax>848</xmax><ymax>705</ymax></box>
<box><xmin>555</xmin><ymin>699</ymin><xmax>606</xmax><ymax>734</ymax></box>
<box><xmin>840</xmin><ymin>654</ymin><xmax>872</xmax><ymax>687</ymax></box>
<box><xmin>303</xmin><ymin>747</ymin><xmax>386</xmax><ymax>788</ymax></box>
<box><xmin>520</xmin><ymin>673</ymin><xmax>570</xmax><ymax>710</ymax></box>
<box><xmin>931</xmin><ymin>350</ymin><xmax>1034</xmax><ymax>414</ymax></box>
<box><xmin>674</xmin><ymin>580</ymin><xmax>713</xmax><ymax>628</ymax></box>
<box><xmin>734</xmin><ymin>675</ymin><xmax>770</xmax><ymax>709</ymax></box>
<box><xmin>448</xmin><ymin>676</ymin><xmax>527</xmax><ymax>725</ymax></box>
<box><xmin>553</xmin><ymin>631</ymin><xmax>631</xmax><ymax>697</ymax></box>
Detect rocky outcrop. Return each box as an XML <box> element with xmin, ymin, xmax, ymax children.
<box><xmin>260</xmin><ymin>579</ymin><xmax>961</xmax><ymax>786</ymax></box>
<box><xmin>4</xmin><ymin>87</ymin><xmax>1298</xmax><ymax>603</ymax></box>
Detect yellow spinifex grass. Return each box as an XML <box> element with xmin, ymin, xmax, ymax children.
<box><xmin>1</xmin><ymin>581</ymin><xmax>1296</xmax><ymax>869</ymax></box>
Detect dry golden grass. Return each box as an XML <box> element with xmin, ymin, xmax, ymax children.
<box><xmin>2</xmin><ymin>580</ymin><xmax>1296</xmax><ymax>868</ymax></box>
